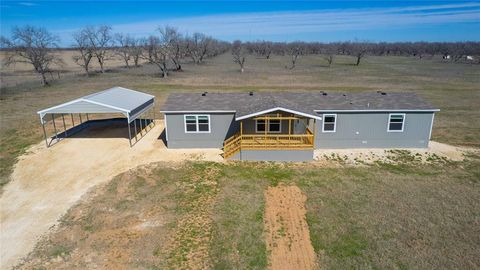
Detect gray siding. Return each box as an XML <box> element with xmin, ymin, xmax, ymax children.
<box><xmin>165</xmin><ymin>113</ymin><xmax>238</xmax><ymax>148</ymax></box>
<box><xmin>314</xmin><ymin>112</ymin><xmax>434</xmax><ymax>148</ymax></box>
<box><xmin>236</xmin><ymin>150</ymin><xmax>313</xmax><ymax>161</ymax></box>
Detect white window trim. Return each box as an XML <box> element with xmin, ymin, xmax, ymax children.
<box><xmin>184</xmin><ymin>114</ymin><xmax>211</xmax><ymax>133</ymax></box>
<box><xmin>322</xmin><ymin>114</ymin><xmax>337</xmax><ymax>133</ymax></box>
<box><xmin>255</xmin><ymin>119</ymin><xmax>282</xmax><ymax>133</ymax></box>
<box><xmin>387</xmin><ymin>113</ymin><xmax>405</xmax><ymax>132</ymax></box>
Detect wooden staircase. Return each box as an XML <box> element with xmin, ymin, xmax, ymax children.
<box><xmin>223</xmin><ymin>132</ymin><xmax>241</xmax><ymax>159</ymax></box>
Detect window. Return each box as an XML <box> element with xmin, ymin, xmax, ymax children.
<box><xmin>269</xmin><ymin>120</ymin><xmax>281</xmax><ymax>133</ymax></box>
<box><xmin>256</xmin><ymin>119</ymin><xmax>282</xmax><ymax>133</ymax></box>
<box><xmin>322</xmin><ymin>114</ymin><xmax>336</xmax><ymax>132</ymax></box>
<box><xmin>184</xmin><ymin>115</ymin><xmax>210</xmax><ymax>133</ymax></box>
<box><xmin>256</xmin><ymin>119</ymin><xmax>266</xmax><ymax>132</ymax></box>
<box><xmin>388</xmin><ymin>113</ymin><xmax>405</xmax><ymax>132</ymax></box>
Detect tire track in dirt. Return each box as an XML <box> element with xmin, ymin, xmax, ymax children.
<box><xmin>264</xmin><ymin>184</ymin><xmax>317</xmax><ymax>270</ymax></box>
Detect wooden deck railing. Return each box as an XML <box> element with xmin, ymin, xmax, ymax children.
<box><xmin>223</xmin><ymin>129</ymin><xmax>314</xmax><ymax>159</ymax></box>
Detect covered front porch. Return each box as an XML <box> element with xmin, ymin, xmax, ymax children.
<box><xmin>224</xmin><ymin>112</ymin><xmax>316</xmax><ymax>159</ymax></box>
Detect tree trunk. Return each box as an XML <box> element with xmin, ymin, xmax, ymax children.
<box><xmin>99</xmin><ymin>59</ymin><xmax>105</xmax><ymax>73</ymax></box>
<box><xmin>355</xmin><ymin>56</ymin><xmax>361</xmax><ymax>66</ymax></box>
<box><xmin>40</xmin><ymin>72</ymin><xmax>48</xmax><ymax>86</ymax></box>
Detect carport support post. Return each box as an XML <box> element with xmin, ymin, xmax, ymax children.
<box><xmin>51</xmin><ymin>114</ymin><xmax>58</xmax><ymax>141</ymax></box>
<box><xmin>79</xmin><ymin>114</ymin><xmax>83</xmax><ymax>124</ymax></box>
<box><xmin>139</xmin><ymin>117</ymin><xmax>143</xmax><ymax>135</ymax></box>
<box><xmin>153</xmin><ymin>107</ymin><xmax>156</xmax><ymax>126</ymax></box>
<box><xmin>62</xmin><ymin>114</ymin><xmax>67</xmax><ymax>136</ymax></box>
<box><xmin>41</xmin><ymin>120</ymin><xmax>48</xmax><ymax>147</ymax></box>
<box><xmin>134</xmin><ymin>120</ymin><xmax>138</xmax><ymax>141</ymax></box>
<box><xmin>86</xmin><ymin>113</ymin><xmax>89</xmax><ymax>121</ymax></box>
<box><xmin>71</xmin><ymin>114</ymin><xmax>75</xmax><ymax>126</ymax></box>
<box><xmin>127</xmin><ymin>120</ymin><xmax>132</xmax><ymax>147</ymax></box>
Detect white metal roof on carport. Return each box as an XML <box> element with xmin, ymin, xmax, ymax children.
<box><xmin>37</xmin><ymin>86</ymin><xmax>155</xmax><ymax>123</ymax></box>
<box><xmin>37</xmin><ymin>86</ymin><xmax>156</xmax><ymax>147</ymax></box>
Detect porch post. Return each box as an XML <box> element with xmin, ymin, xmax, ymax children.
<box><xmin>265</xmin><ymin>116</ymin><xmax>267</xmax><ymax>146</ymax></box>
<box><xmin>240</xmin><ymin>121</ymin><xmax>243</xmax><ymax>136</ymax></box>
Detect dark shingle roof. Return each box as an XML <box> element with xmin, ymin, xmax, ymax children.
<box><xmin>161</xmin><ymin>91</ymin><xmax>438</xmax><ymax>119</ymax></box>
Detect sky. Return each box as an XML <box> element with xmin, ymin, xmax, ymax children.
<box><xmin>1</xmin><ymin>1</ymin><xmax>480</xmax><ymax>46</ymax></box>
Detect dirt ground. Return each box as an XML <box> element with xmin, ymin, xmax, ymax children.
<box><xmin>264</xmin><ymin>184</ymin><xmax>317</xmax><ymax>270</ymax></box>
<box><xmin>0</xmin><ymin>120</ymin><xmax>222</xmax><ymax>269</ymax></box>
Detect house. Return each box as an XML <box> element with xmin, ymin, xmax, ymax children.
<box><xmin>160</xmin><ymin>91</ymin><xmax>439</xmax><ymax>161</ymax></box>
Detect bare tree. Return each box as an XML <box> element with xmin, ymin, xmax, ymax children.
<box><xmin>1</xmin><ymin>26</ymin><xmax>63</xmax><ymax>86</ymax></box>
<box><xmin>232</xmin><ymin>40</ymin><xmax>246</xmax><ymax>73</ymax></box>
<box><xmin>114</xmin><ymin>33</ymin><xmax>134</xmax><ymax>68</ymax></box>
<box><xmin>142</xmin><ymin>36</ymin><xmax>157</xmax><ymax>64</ymax></box>
<box><xmin>159</xmin><ymin>26</ymin><xmax>184</xmax><ymax>71</ymax></box>
<box><xmin>322</xmin><ymin>44</ymin><xmax>337</xmax><ymax>67</ymax></box>
<box><xmin>147</xmin><ymin>35</ymin><xmax>169</xmax><ymax>77</ymax></box>
<box><xmin>346</xmin><ymin>42</ymin><xmax>367</xmax><ymax>66</ymax></box>
<box><xmin>130</xmin><ymin>38</ymin><xmax>143</xmax><ymax>67</ymax></box>
<box><xmin>186</xmin><ymin>32</ymin><xmax>212</xmax><ymax>64</ymax></box>
<box><xmin>83</xmin><ymin>25</ymin><xmax>113</xmax><ymax>73</ymax></box>
<box><xmin>72</xmin><ymin>29</ymin><xmax>94</xmax><ymax>76</ymax></box>
<box><xmin>286</xmin><ymin>42</ymin><xmax>304</xmax><ymax>69</ymax></box>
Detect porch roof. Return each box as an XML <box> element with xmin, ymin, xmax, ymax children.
<box><xmin>161</xmin><ymin>91</ymin><xmax>439</xmax><ymax>120</ymax></box>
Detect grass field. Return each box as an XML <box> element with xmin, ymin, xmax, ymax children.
<box><xmin>1</xmin><ymin>52</ymin><xmax>480</xmax><ymax>269</ymax></box>
<box><xmin>17</xmin><ymin>155</ymin><xmax>480</xmax><ymax>269</ymax></box>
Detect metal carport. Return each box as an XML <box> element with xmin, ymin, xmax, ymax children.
<box><xmin>37</xmin><ymin>86</ymin><xmax>155</xmax><ymax>147</ymax></box>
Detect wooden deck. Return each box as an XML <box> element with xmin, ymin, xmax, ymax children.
<box><xmin>223</xmin><ymin>129</ymin><xmax>314</xmax><ymax>159</ymax></box>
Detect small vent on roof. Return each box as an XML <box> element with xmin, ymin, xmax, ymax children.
<box><xmin>342</xmin><ymin>94</ymin><xmax>347</xmax><ymax>97</ymax></box>
<box><xmin>349</xmin><ymin>102</ymin><xmax>353</xmax><ymax>105</ymax></box>
<box><xmin>381</xmin><ymin>92</ymin><xmax>387</xmax><ymax>95</ymax></box>
<box><xmin>201</xmin><ymin>91</ymin><xmax>208</xmax><ymax>96</ymax></box>
<box><xmin>249</xmin><ymin>91</ymin><xmax>253</xmax><ymax>96</ymax></box>
<box><xmin>322</xmin><ymin>92</ymin><xmax>327</xmax><ymax>96</ymax></box>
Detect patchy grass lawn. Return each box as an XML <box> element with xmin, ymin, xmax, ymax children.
<box><xmin>17</xmin><ymin>153</ymin><xmax>480</xmax><ymax>269</ymax></box>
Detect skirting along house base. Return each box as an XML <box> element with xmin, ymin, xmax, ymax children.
<box><xmin>161</xmin><ymin>91</ymin><xmax>439</xmax><ymax>161</ymax></box>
